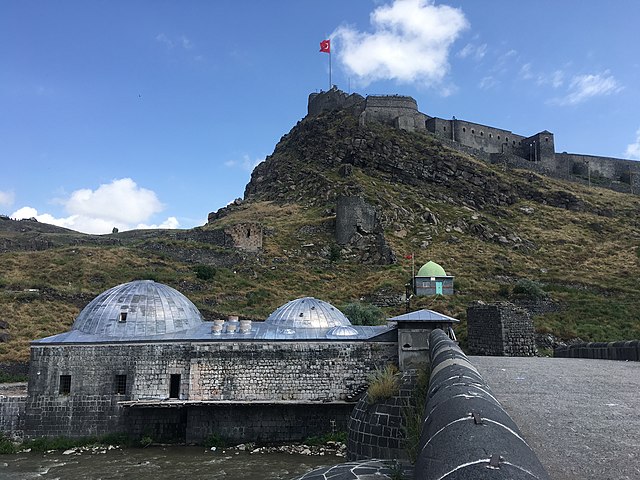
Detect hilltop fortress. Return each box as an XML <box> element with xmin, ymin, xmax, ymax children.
<box><xmin>308</xmin><ymin>88</ymin><xmax>640</xmax><ymax>195</ymax></box>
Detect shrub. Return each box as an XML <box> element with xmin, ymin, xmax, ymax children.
<box><xmin>328</xmin><ymin>244</ymin><xmax>341</xmax><ymax>262</ymax></box>
<box><xmin>203</xmin><ymin>434</ymin><xmax>227</xmax><ymax>449</ymax></box>
<box><xmin>512</xmin><ymin>279</ymin><xmax>547</xmax><ymax>298</ymax></box>
<box><xmin>194</xmin><ymin>265</ymin><xmax>216</xmax><ymax>281</ymax></box>
<box><xmin>0</xmin><ymin>434</ymin><xmax>16</xmax><ymax>454</ymax></box>
<box><xmin>342</xmin><ymin>302</ymin><xmax>385</xmax><ymax>326</ymax></box>
<box><xmin>367</xmin><ymin>364</ymin><xmax>400</xmax><ymax>404</ymax></box>
<box><xmin>139</xmin><ymin>435</ymin><xmax>153</xmax><ymax>448</ymax></box>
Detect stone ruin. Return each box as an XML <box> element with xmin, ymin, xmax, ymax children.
<box><xmin>467</xmin><ymin>301</ymin><xmax>537</xmax><ymax>356</ymax></box>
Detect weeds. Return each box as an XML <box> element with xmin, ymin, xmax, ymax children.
<box><xmin>367</xmin><ymin>364</ymin><xmax>400</xmax><ymax>404</ymax></box>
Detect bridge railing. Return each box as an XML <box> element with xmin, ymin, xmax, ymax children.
<box><xmin>415</xmin><ymin>329</ymin><xmax>550</xmax><ymax>480</ymax></box>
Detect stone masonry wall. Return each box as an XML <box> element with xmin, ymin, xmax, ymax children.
<box><xmin>24</xmin><ymin>340</ymin><xmax>396</xmax><ymax>439</ymax></box>
<box><xmin>467</xmin><ymin>302</ymin><xmax>536</xmax><ymax>356</ymax></box>
<box><xmin>0</xmin><ymin>395</ymin><xmax>26</xmax><ymax>440</ymax></box>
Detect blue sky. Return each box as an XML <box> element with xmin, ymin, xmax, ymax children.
<box><xmin>2</xmin><ymin>0</ymin><xmax>639</xmax><ymax>234</ymax></box>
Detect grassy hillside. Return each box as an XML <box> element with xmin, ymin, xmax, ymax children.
<box><xmin>1</xmin><ymin>109</ymin><xmax>640</xmax><ymax>363</ymax></box>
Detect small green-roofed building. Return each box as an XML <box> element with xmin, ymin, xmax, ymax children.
<box><xmin>414</xmin><ymin>260</ymin><xmax>454</xmax><ymax>296</ymax></box>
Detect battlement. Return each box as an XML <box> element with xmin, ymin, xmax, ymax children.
<box><xmin>307</xmin><ymin>88</ymin><xmax>640</xmax><ymax>195</ymax></box>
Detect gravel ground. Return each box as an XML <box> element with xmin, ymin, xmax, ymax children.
<box><xmin>471</xmin><ymin>356</ymin><xmax>640</xmax><ymax>480</ymax></box>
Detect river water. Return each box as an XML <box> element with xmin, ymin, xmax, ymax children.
<box><xmin>0</xmin><ymin>446</ymin><xmax>342</xmax><ymax>480</ymax></box>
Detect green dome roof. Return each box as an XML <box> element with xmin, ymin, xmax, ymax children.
<box><xmin>416</xmin><ymin>261</ymin><xmax>447</xmax><ymax>277</ymax></box>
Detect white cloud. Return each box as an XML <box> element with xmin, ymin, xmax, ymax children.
<box><xmin>554</xmin><ymin>71</ymin><xmax>622</xmax><ymax>106</ymax></box>
<box><xmin>155</xmin><ymin>33</ymin><xmax>174</xmax><ymax>48</ymax></box>
<box><xmin>224</xmin><ymin>154</ymin><xmax>264</xmax><ymax>173</ymax></box>
<box><xmin>458</xmin><ymin>42</ymin><xmax>486</xmax><ymax>61</ymax></box>
<box><xmin>137</xmin><ymin>216</ymin><xmax>180</xmax><ymax>230</ymax></box>
<box><xmin>519</xmin><ymin>63</ymin><xmax>534</xmax><ymax>80</ymax></box>
<box><xmin>479</xmin><ymin>76</ymin><xmax>498</xmax><ymax>90</ymax></box>
<box><xmin>0</xmin><ymin>190</ymin><xmax>15</xmax><ymax>207</ymax></box>
<box><xmin>10</xmin><ymin>178</ymin><xmax>178</xmax><ymax>234</ymax></box>
<box><xmin>625</xmin><ymin>128</ymin><xmax>640</xmax><ymax>160</ymax></box>
<box><xmin>331</xmin><ymin>0</ymin><xmax>468</xmax><ymax>87</ymax></box>
<box><xmin>156</xmin><ymin>33</ymin><xmax>196</xmax><ymax>52</ymax></box>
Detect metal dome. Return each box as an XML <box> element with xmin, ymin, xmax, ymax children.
<box><xmin>325</xmin><ymin>325</ymin><xmax>359</xmax><ymax>339</ymax></box>
<box><xmin>265</xmin><ymin>297</ymin><xmax>352</xmax><ymax>329</ymax></box>
<box><xmin>71</xmin><ymin>280</ymin><xmax>204</xmax><ymax>337</ymax></box>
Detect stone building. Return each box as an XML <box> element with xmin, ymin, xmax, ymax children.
<box><xmin>7</xmin><ymin>281</ymin><xmax>405</xmax><ymax>443</ymax></box>
<box><xmin>0</xmin><ymin>280</ymin><xmax>463</xmax><ymax>444</ymax></box>
<box><xmin>414</xmin><ymin>261</ymin><xmax>454</xmax><ymax>296</ymax></box>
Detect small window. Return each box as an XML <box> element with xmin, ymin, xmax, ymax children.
<box><xmin>115</xmin><ymin>375</ymin><xmax>127</xmax><ymax>395</ymax></box>
<box><xmin>471</xmin><ymin>129</ymin><xmax>475</xmax><ymax>134</ymax></box>
<box><xmin>462</xmin><ymin>127</ymin><xmax>466</xmax><ymax>132</ymax></box>
<box><xmin>497</xmin><ymin>135</ymin><xmax>500</xmax><ymax>139</ymax></box>
<box><xmin>246</xmin><ymin>229</ymin><xmax>251</xmax><ymax>238</ymax></box>
<box><xmin>59</xmin><ymin>375</ymin><xmax>71</xmax><ymax>395</ymax></box>
<box><xmin>169</xmin><ymin>374</ymin><xmax>181</xmax><ymax>399</ymax></box>
<box><xmin>480</xmin><ymin>131</ymin><xmax>484</xmax><ymax>136</ymax></box>
<box><xmin>506</xmin><ymin>137</ymin><xmax>509</xmax><ymax>142</ymax></box>
<box><xmin>443</xmin><ymin>126</ymin><xmax>446</xmax><ymax>131</ymax></box>
<box><xmin>489</xmin><ymin>133</ymin><xmax>493</xmax><ymax>138</ymax></box>
<box><xmin>119</xmin><ymin>312</ymin><xmax>127</xmax><ymax>322</ymax></box>
<box><xmin>513</xmin><ymin>141</ymin><xmax>516</xmax><ymax>145</ymax></box>
<box><xmin>545</xmin><ymin>137</ymin><xmax>549</xmax><ymax>142</ymax></box>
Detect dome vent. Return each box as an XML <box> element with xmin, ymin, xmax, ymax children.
<box><xmin>265</xmin><ymin>297</ymin><xmax>351</xmax><ymax>329</ymax></box>
<box><xmin>72</xmin><ymin>280</ymin><xmax>203</xmax><ymax>337</ymax></box>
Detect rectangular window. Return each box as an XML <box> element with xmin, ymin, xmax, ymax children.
<box><xmin>59</xmin><ymin>375</ymin><xmax>71</xmax><ymax>395</ymax></box>
<box><xmin>169</xmin><ymin>374</ymin><xmax>181</xmax><ymax>399</ymax></box>
<box><xmin>115</xmin><ymin>374</ymin><xmax>127</xmax><ymax>395</ymax></box>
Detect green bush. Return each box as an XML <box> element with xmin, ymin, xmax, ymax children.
<box><xmin>367</xmin><ymin>364</ymin><xmax>400</xmax><ymax>404</ymax></box>
<box><xmin>328</xmin><ymin>244</ymin><xmax>341</xmax><ymax>262</ymax></box>
<box><xmin>305</xmin><ymin>431</ymin><xmax>347</xmax><ymax>445</ymax></box>
<box><xmin>194</xmin><ymin>265</ymin><xmax>216</xmax><ymax>281</ymax></box>
<box><xmin>342</xmin><ymin>302</ymin><xmax>385</xmax><ymax>326</ymax></box>
<box><xmin>0</xmin><ymin>372</ymin><xmax>28</xmax><ymax>383</ymax></box>
<box><xmin>0</xmin><ymin>434</ymin><xmax>17</xmax><ymax>454</ymax></box>
<box><xmin>512</xmin><ymin>279</ymin><xmax>547</xmax><ymax>298</ymax></box>
<box><xmin>203</xmin><ymin>434</ymin><xmax>227</xmax><ymax>448</ymax></box>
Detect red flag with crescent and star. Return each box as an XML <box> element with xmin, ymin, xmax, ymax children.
<box><xmin>320</xmin><ymin>39</ymin><xmax>331</xmax><ymax>53</ymax></box>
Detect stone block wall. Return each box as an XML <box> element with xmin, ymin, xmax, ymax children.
<box><xmin>0</xmin><ymin>395</ymin><xmax>26</xmax><ymax>440</ymax></box>
<box><xmin>467</xmin><ymin>302</ymin><xmax>537</xmax><ymax>356</ymax></box>
<box><xmin>23</xmin><ymin>340</ymin><xmax>396</xmax><ymax>439</ymax></box>
<box><xmin>347</xmin><ymin>372</ymin><xmax>417</xmax><ymax>461</ymax></box>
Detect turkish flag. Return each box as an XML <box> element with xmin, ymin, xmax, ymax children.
<box><xmin>320</xmin><ymin>39</ymin><xmax>331</xmax><ymax>53</ymax></box>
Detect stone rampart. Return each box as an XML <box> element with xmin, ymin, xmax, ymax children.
<box><xmin>415</xmin><ymin>329</ymin><xmax>550</xmax><ymax>479</ymax></box>
<box><xmin>554</xmin><ymin>341</ymin><xmax>640</xmax><ymax>361</ymax></box>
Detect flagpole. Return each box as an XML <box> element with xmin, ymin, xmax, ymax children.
<box><xmin>329</xmin><ymin>50</ymin><xmax>332</xmax><ymax>89</ymax></box>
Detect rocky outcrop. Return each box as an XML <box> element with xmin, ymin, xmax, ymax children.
<box><xmin>335</xmin><ymin>196</ymin><xmax>395</xmax><ymax>265</ymax></box>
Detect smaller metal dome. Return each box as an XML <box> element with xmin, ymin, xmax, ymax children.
<box><xmin>265</xmin><ymin>297</ymin><xmax>351</xmax><ymax>329</ymax></box>
<box><xmin>326</xmin><ymin>325</ymin><xmax>359</xmax><ymax>339</ymax></box>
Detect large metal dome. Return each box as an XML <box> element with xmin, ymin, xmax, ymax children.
<box><xmin>72</xmin><ymin>280</ymin><xmax>204</xmax><ymax>337</ymax></box>
<box><xmin>265</xmin><ymin>297</ymin><xmax>351</xmax><ymax>329</ymax></box>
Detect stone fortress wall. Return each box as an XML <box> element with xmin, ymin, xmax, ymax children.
<box><xmin>308</xmin><ymin>88</ymin><xmax>640</xmax><ymax>195</ymax></box>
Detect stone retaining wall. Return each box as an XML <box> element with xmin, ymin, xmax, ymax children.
<box><xmin>554</xmin><ymin>341</ymin><xmax>640</xmax><ymax>361</ymax></box>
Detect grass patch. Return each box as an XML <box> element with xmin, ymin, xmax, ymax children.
<box><xmin>367</xmin><ymin>364</ymin><xmax>400</xmax><ymax>404</ymax></box>
<box><xmin>304</xmin><ymin>431</ymin><xmax>347</xmax><ymax>445</ymax></box>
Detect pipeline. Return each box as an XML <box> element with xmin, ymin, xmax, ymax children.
<box><xmin>415</xmin><ymin>329</ymin><xmax>550</xmax><ymax>480</ymax></box>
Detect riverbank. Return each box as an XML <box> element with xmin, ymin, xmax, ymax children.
<box><xmin>0</xmin><ymin>445</ymin><xmax>342</xmax><ymax>479</ymax></box>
